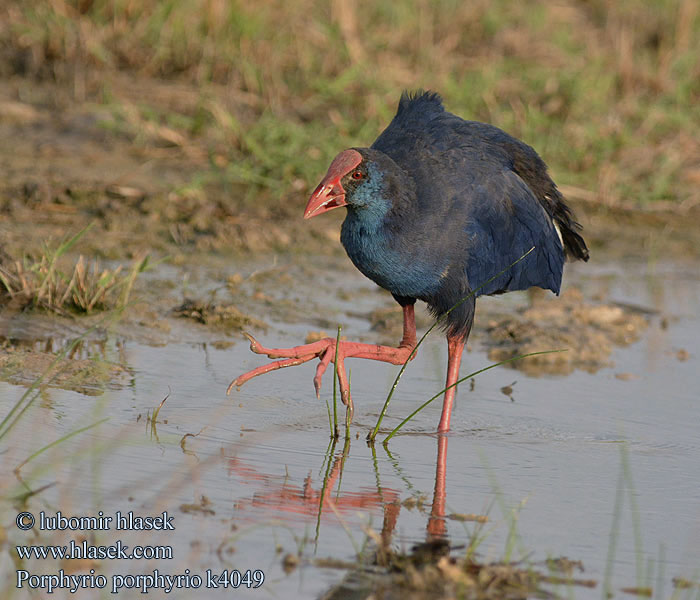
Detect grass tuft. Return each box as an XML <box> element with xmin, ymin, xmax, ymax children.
<box><xmin>0</xmin><ymin>227</ymin><xmax>151</xmax><ymax>314</ymax></box>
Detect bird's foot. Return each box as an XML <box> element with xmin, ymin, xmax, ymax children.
<box><xmin>228</xmin><ymin>333</ymin><xmax>417</xmax><ymax>411</ymax></box>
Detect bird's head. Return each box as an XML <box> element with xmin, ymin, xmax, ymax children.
<box><xmin>304</xmin><ymin>149</ymin><xmax>395</xmax><ymax>219</ymax></box>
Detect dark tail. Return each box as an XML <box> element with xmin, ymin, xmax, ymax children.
<box><xmin>506</xmin><ymin>140</ymin><xmax>590</xmax><ymax>262</ymax></box>
<box><xmin>555</xmin><ymin>207</ymin><xmax>589</xmax><ymax>262</ymax></box>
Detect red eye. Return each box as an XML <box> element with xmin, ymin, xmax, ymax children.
<box><xmin>351</xmin><ymin>169</ymin><xmax>364</xmax><ymax>180</ymax></box>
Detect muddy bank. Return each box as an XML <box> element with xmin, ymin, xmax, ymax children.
<box><xmin>0</xmin><ymin>75</ymin><xmax>339</xmax><ymax>261</ymax></box>
<box><xmin>484</xmin><ymin>287</ymin><xmax>651</xmax><ymax>375</ymax></box>
<box><xmin>0</xmin><ymin>339</ymin><xmax>129</xmax><ymax>395</ymax></box>
<box><xmin>319</xmin><ymin>541</ymin><xmax>597</xmax><ymax>600</ymax></box>
<box><xmin>0</xmin><ymin>259</ymin><xmax>661</xmax><ymax>396</ymax></box>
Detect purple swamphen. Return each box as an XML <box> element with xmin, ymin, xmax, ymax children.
<box><xmin>229</xmin><ymin>91</ymin><xmax>589</xmax><ymax>433</ymax></box>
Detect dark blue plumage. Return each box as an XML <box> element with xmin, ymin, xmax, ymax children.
<box><xmin>233</xmin><ymin>90</ymin><xmax>589</xmax><ymax>434</ymax></box>
<box><xmin>339</xmin><ymin>90</ymin><xmax>588</xmax><ymax>338</ymax></box>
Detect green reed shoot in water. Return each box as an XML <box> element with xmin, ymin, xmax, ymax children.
<box><xmin>368</xmin><ymin>248</ymin><xmax>539</xmax><ymax>442</ymax></box>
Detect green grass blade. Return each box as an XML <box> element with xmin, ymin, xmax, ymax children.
<box><xmin>621</xmin><ymin>443</ymin><xmax>645</xmax><ymax>590</ymax></box>
<box><xmin>603</xmin><ymin>448</ymin><xmax>627</xmax><ymax>599</ymax></box>
<box><xmin>117</xmin><ymin>254</ymin><xmax>156</xmax><ymax>308</ymax></box>
<box><xmin>0</xmin><ymin>268</ymin><xmax>12</xmax><ymax>295</ymax></box>
<box><xmin>34</xmin><ymin>223</ymin><xmax>95</xmax><ymax>306</ymax></box>
<box><xmin>324</xmin><ymin>396</ymin><xmax>333</xmax><ymax>437</ymax></box>
<box><xmin>54</xmin><ymin>223</ymin><xmax>95</xmax><ymax>257</ymax></box>
<box><xmin>14</xmin><ymin>418</ymin><xmax>109</xmax><ymax>472</ymax></box>
<box><xmin>0</xmin><ymin>305</ymin><xmax>127</xmax><ymax>442</ymax></box>
<box><xmin>0</xmin><ymin>336</ymin><xmax>87</xmax><ymax>441</ymax></box>
<box><xmin>368</xmin><ymin>247</ymin><xmax>535</xmax><ymax>442</ymax></box>
<box><xmin>335</xmin><ymin>436</ymin><xmax>351</xmax><ymax>499</ymax></box>
<box><xmin>382</xmin><ymin>350</ymin><xmax>566</xmax><ymax>444</ymax></box>
<box><xmin>314</xmin><ymin>437</ymin><xmax>338</xmax><ymax>548</ymax></box>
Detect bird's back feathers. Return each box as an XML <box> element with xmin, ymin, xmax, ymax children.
<box><xmin>374</xmin><ymin>90</ymin><xmax>589</xmax><ymax>262</ymax></box>
<box><xmin>344</xmin><ymin>90</ymin><xmax>589</xmax><ymax>338</ymax></box>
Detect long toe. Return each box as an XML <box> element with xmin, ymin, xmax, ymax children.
<box><xmin>313</xmin><ymin>351</ymin><xmax>333</xmax><ymax>398</ymax></box>
<box><xmin>335</xmin><ymin>356</ymin><xmax>351</xmax><ymax>406</ymax></box>
<box><xmin>242</xmin><ymin>335</ymin><xmax>336</xmax><ymax>360</ymax></box>
<box><xmin>227</xmin><ymin>353</ymin><xmax>317</xmax><ymax>394</ymax></box>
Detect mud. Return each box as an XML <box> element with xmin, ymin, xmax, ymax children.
<box><xmin>0</xmin><ymin>339</ymin><xmax>129</xmax><ymax>395</ymax></box>
<box><xmin>0</xmin><ymin>76</ymin><xmax>333</xmax><ymax>261</ymax></box>
<box><xmin>320</xmin><ymin>538</ymin><xmax>597</xmax><ymax>600</ymax></box>
<box><xmin>172</xmin><ymin>298</ymin><xmax>267</xmax><ymax>333</ymax></box>
<box><xmin>484</xmin><ymin>287</ymin><xmax>651</xmax><ymax>375</ymax></box>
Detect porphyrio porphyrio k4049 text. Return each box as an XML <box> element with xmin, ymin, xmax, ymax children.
<box><xmin>229</xmin><ymin>91</ymin><xmax>589</xmax><ymax>433</ymax></box>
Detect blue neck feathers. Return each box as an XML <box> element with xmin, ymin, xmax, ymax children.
<box><xmin>340</xmin><ymin>155</ymin><xmax>442</xmax><ymax>299</ymax></box>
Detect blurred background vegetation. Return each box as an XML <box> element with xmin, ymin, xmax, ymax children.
<box><xmin>0</xmin><ymin>0</ymin><xmax>698</xmax><ymax>255</ymax></box>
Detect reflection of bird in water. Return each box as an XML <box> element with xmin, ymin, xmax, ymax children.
<box><xmin>227</xmin><ymin>433</ymin><xmax>463</xmax><ymax>558</ymax></box>
<box><xmin>226</xmin><ymin>447</ymin><xmax>400</xmax><ymax>531</ymax></box>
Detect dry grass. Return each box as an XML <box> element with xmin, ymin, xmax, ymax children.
<box><xmin>0</xmin><ymin>228</ymin><xmax>150</xmax><ymax>314</ymax></box>
<box><xmin>0</xmin><ymin>0</ymin><xmax>698</xmax><ymax>243</ymax></box>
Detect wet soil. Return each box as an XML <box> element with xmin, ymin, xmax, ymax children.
<box><xmin>484</xmin><ymin>287</ymin><xmax>650</xmax><ymax>375</ymax></box>
<box><xmin>2</xmin><ymin>77</ymin><xmax>700</xmax><ymax>600</ymax></box>
<box><xmin>321</xmin><ymin>543</ymin><xmax>597</xmax><ymax>600</ymax></box>
<box><xmin>172</xmin><ymin>298</ymin><xmax>268</xmax><ymax>333</ymax></box>
<box><xmin>0</xmin><ymin>339</ymin><xmax>129</xmax><ymax>395</ymax></box>
<box><xmin>0</xmin><ymin>75</ymin><xmax>334</xmax><ymax>261</ymax></box>
<box><xmin>0</xmin><ymin>256</ymin><xmax>656</xmax><ymax>396</ymax></box>
<box><xmin>3</xmin><ymin>72</ymin><xmax>700</xmax><ymax>264</ymax></box>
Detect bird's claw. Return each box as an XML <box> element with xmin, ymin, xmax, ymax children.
<box><xmin>313</xmin><ymin>353</ymin><xmax>330</xmax><ymax>399</ymax></box>
<box><xmin>243</xmin><ymin>332</ymin><xmax>260</xmax><ymax>353</ymax></box>
<box><xmin>313</xmin><ymin>348</ymin><xmax>351</xmax><ymax>407</ymax></box>
<box><xmin>226</xmin><ymin>379</ymin><xmax>239</xmax><ymax>395</ymax></box>
<box><xmin>229</xmin><ymin>335</ymin><xmax>353</xmax><ymax>408</ymax></box>
<box><xmin>226</xmin><ymin>341</ymin><xmax>254</xmax><ymax>394</ymax></box>
<box><xmin>244</xmin><ymin>332</ymin><xmax>283</xmax><ymax>357</ymax></box>
<box><xmin>229</xmin><ymin>334</ymin><xmax>414</xmax><ymax>427</ymax></box>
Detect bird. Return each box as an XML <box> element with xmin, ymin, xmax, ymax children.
<box><xmin>228</xmin><ymin>90</ymin><xmax>589</xmax><ymax>433</ymax></box>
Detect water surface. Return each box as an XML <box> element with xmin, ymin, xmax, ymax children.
<box><xmin>1</xmin><ymin>255</ymin><xmax>698</xmax><ymax>599</ymax></box>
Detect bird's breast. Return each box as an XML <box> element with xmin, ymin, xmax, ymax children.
<box><xmin>340</xmin><ymin>216</ymin><xmax>443</xmax><ymax>299</ymax></box>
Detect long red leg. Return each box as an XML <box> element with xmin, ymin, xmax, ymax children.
<box><xmin>437</xmin><ymin>334</ymin><xmax>466</xmax><ymax>433</ymax></box>
<box><xmin>399</xmin><ymin>303</ymin><xmax>416</xmax><ymax>347</ymax></box>
<box><xmin>229</xmin><ymin>304</ymin><xmax>418</xmax><ymax>408</ymax></box>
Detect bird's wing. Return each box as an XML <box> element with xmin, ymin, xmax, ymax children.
<box><xmin>373</xmin><ymin>93</ymin><xmax>567</xmax><ymax>296</ymax></box>
<box><xmin>374</xmin><ymin>92</ymin><xmax>588</xmax><ymax>263</ymax></box>
<box><xmin>461</xmin><ymin>169</ymin><xmax>565</xmax><ymax>296</ymax></box>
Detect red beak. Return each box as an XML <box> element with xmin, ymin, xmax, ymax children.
<box><xmin>303</xmin><ymin>149</ymin><xmax>363</xmax><ymax>219</ymax></box>
<box><xmin>303</xmin><ymin>178</ymin><xmax>347</xmax><ymax>219</ymax></box>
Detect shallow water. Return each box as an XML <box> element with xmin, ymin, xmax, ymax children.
<box><xmin>1</xmin><ymin>254</ymin><xmax>699</xmax><ymax>599</ymax></box>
